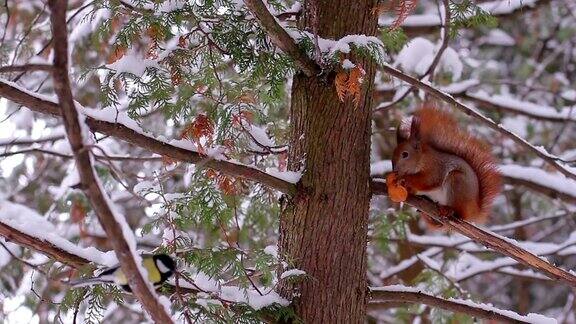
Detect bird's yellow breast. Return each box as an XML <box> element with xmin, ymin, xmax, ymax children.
<box><xmin>114</xmin><ymin>258</ymin><xmax>162</xmax><ymax>285</ymax></box>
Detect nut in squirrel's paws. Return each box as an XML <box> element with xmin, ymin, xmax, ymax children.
<box><xmin>386</xmin><ymin>172</ymin><xmax>408</xmax><ymax>203</ymax></box>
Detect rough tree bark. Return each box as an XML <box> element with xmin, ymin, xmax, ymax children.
<box><xmin>279</xmin><ymin>1</ymin><xmax>378</xmax><ymax>322</ymax></box>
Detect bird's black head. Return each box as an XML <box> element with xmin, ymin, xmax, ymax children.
<box><xmin>153</xmin><ymin>254</ymin><xmax>176</xmax><ymax>279</ymax></box>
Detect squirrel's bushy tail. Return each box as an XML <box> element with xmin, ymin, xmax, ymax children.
<box><xmin>415</xmin><ymin>106</ymin><xmax>502</xmax><ymax>222</ymax></box>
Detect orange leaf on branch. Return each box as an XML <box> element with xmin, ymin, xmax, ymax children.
<box><xmin>375</xmin><ymin>0</ymin><xmax>418</xmax><ymax>30</ymax></box>
<box><xmin>232</xmin><ymin>110</ymin><xmax>254</xmax><ymax>127</ymax></box>
<box><xmin>180</xmin><ymin>114</ymin><xmax>215</xmax><ymax>154</ymax></box>
<box><xmin>335</xmin><ymin>70</ymin><xmax>349</xmax><ymax>102</ymax></box>
<box><xmin>107</xmin><ymin>45</ymin><xmax>127</xmax><ymax>64</ymax></box>
<box><xmin>334</xmin><ymin>63</ymin><xmax>366</xmax><ymax>108</ymax></box>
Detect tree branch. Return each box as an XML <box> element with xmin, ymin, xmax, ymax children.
<box><xmin>369</xmin><ymin>286</ymin><xmax>539</xmax><ymax>323</ymax></box>
<box><xmin>244</xmin><ymin>0</ymin><xmax>320</xmax><ymax>77</ymax></box>
<box><xmin>48</xmin><ymin>1</ymin><xmax>173</xmax><ymax>322</ymax></box>
<box><xmin>0</xmin><ymin>80</ymin><xmax>297</xmax><ymax>194</ymax></box>
<box><xmin>422</xmin><ymin>0</ymin><xmax>450</xmax><ymax>79</ymax></box>
<box><xmin>460</xmin><ymin>92</ymin><xmax>576</xmax><ymax>123</ymax></box>
<box><xmin>0</xmin><ymin>64</ymin><xmax>53</xmax><ymax>74</ymax></box>
<box><xmin>370</xmin><ymin>181</ymin><xmax>576</xmax><ymax>288</ymax></box>
<box><xmin>379</xmin><ymin>64</ymin><xmax>576</xmax><ymax>181</ymax></box>
<box><xmin>0</xmin><ymin>222</ymin><xmax>89</xmax><ymax>268</ymax></box>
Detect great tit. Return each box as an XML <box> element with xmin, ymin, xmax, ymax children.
<box><xmin>70</xmin><ymin>254</ymin><xmax>176</xmax><ymax>291</ymax></box>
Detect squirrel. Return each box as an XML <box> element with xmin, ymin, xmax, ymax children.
<box><xmin>390</xmin><ymin>106</ymin><xmax>501</xmax><ymax>225</ymax></box>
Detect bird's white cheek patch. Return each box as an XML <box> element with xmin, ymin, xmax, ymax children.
<box><xmin>157</xmin><ymin>261</ymin><xmax>171</xmax><ymax>273</ymax></box>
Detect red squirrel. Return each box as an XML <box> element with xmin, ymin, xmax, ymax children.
<box><xmin>391</xmin><ymin>106</ymin><xmax>501</xmax><ymax>224</ymax></box>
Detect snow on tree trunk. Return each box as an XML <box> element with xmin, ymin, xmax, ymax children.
<box><xmin>278</xmin><ymin>1</ymin><xmax>378</xmax><ymax>321</ymax></box>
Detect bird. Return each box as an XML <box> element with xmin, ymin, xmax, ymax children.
<box><xmin>69</xmin><ymin>254</ymin><xmax>176</xmax><ymax>292</ymax></box>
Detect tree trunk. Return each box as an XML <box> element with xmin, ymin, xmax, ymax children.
<box><xmin>279</xmin><ymin>1</ymin><xmax>378</xmax><ymax>322</ymax></box>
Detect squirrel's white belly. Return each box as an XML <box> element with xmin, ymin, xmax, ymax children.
<box><xmin>418</xmin><ymin>185</ymin><xmax>450</xmax><ymax>205</ymax></box>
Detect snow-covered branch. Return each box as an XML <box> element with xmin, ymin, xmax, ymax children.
<box><xmin>0</xmin><ymin>201</ymin><xmax>113</xmax><ymax>268</ymax></box>
<box><xmin>0</xmin><ymin>80</ymin><xmax>297</xmax><ymax>194</ymax></box>
<box><xmin>369</xmin><ymin>285</ymin><xmax>555</xmax><ymax>323</ymax></box>
<box><xmin>461</xmin><ymin>91</ymin><xmax>576</xmax><ymax>123</ymax></box>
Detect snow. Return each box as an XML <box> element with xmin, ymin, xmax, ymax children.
<box><xmin>105</xmin><ymin>53</ymin><xmax>160</xmax><ymax>77</ymax></box>
<box><xmin>220</xmin><ymin>286</ymin><xmax>289</xmax><ymax>310</ymax></box>
<box><xmin>439</xmin><ymin>79</ymin><xmax>479</xmax><ymax>94</ymax></box>
<box><xmin>122</xmin><ymin>0</ymin><xmax>186</xmax><ymax>13</ymax></box>
<box><xmin>263</xmin><ymin>245</ymin><xmax>278</xmax><ymax>258</ymax></box>
<box><xmin>379</xmin><ymin>0</ymin><xmax>540</xmax><ymax>28</ymax></box>
<box><xmin>478</xmin><ymin>0</ymin><xmax>538</xmax><ymax>15</ymax></box>
<box><xmin>174</xmin><ymin>270</ymin><xmax>289</xmax><ymax>310</ymax></box>
<box><xmin>468</xmin><ymin>91</ymin><xmax>576</xmax><ymax>121</ymax></box>
<box><xmin>483</xmin><ymin>29</ymin><xmax>516</xmax><ymax>46</ymax></box>
<box><xmin>69</xmin><ymin>7</ymin><xmax>111</xmax><ymax>42</ymax></box>
<box><xmin>342</xmin><ymin>59</ymin><xmax>355</xmax><ymax>69</ymax></box>
<box><xmin>500</xmin><ymin>164</ymin><xmax>576</xmax><ymax>197</ymax></box>
<box><xmin>379</xmin><ymin>14</ymin><xmax>441</xmax><ymax>28</ymax></box>
<box><xmin>280</xmin><ymin>269</ymin><xmax>306</xmax><ymax>280</ymax></box>
<box><xmin>371</xmin><ymin>285</ymin><xmax>556</xmax><ymax>323</ymax></box>
<box><xmin>244</xmin><ymin>122</ymin><xmax>275</xmax><ymax>148</ymax></box>
<box><xmin>265</xmin><ymin>168</ymin><xmax>302</xmax><ymax>184</ymax></box>
<box><xmin>288</xmin><ymin>30</ymin><xmax>386</xmax><ymax>61</ymax></box>
<box><xmin>370</xmin><ymin>160</ymin><xmax>392</xmax><ymax>176</ymax></box>
<box><xmin>561</xmin><ymin>89</ymin><xmax>576</xmax><ymax>101</ymax></box>
<box><xmin>0</xmin><ymin>79</ymin><xmax>58</xmax><ymax>104</ymax></box>
<box><xmin>395</xmin><ymin>38</ymin><xmax>462</xmax><ymax>80</ymax></box>
<box><xmin>380</xmin><ymin>248</ymin><xmax>443</xmax><ymax>279</ymax></box>
<box><xmin>0</xmin><ymin>200</ymin><xmax>117</xmax><ymax>266</ymax></box>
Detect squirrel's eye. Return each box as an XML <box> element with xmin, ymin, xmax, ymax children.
<box><xmin>401</xmin><ymin>151</ymin><xmax>409</xmax><ymax>159</ymax></box>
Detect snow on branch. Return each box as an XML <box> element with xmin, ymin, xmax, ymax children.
<box><xmin>243</xmin><ymin>0</ymin><xmax>320</xmax><ymax>77</ymax></box>
<box><xmin>463</xmin><ymin>92</ymin><xmax>576</xmax><ymax>123</ymax></box>
<box><xmin>378</xmin><ymin>0</ymin><xmax>550</xmax><ymax>35</ymax></box>
<box><xmin>0</xmin><ymin>80</ymin><xmax>297</xmax><ymax>194</ymax></box>
<box><xmin>369</xmin><ymin>285</ymin><xmax>556</xmax><ymax>323</ymax></box>
<box><xmin>371</xmin><ymin>181</ymin><xmax>576</xmax><ymax>288</ymax></box>
<box><xmin>47</xmin><ymin>1</ymin><xmax>173</xmax><ymax>322</ymax></box>
<box><xmin>0</xmin><ymin>201</ymin><xmax>115</xmax><ymax>268</ymax></box>
<box><xmin>502</xmin><ymin>165</ymin><xmax>576</xmax><ymax>204</ymax></box>
<box><xmin>379</xmin><ymin>64</ymin><xmax>576</xmax><ymax>182</ymax></box>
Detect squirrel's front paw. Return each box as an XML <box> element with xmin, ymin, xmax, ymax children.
<box><xmin>437</xmin><ymin>205</ymin><xmax>454</xmax><ymax>218</ymax></box>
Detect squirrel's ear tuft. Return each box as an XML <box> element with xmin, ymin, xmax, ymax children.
<box><xmin>410</xmin><ymin>115</ymin><xmax>421</xmax><ymax>140</ymax></box>
<box><xmin>397</xmin><ymin>117</ymin><xmax>412</xmax><ymax>143</ymax></box>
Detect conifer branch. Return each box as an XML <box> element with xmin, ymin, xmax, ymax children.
<box><xmin>0</xmin><ymin>222</ymin><xmax>89</xmax><ymax>268</ymax></box>
<box><xmin>0</xmin><ymin>81</ymin><xmax>297</xmax><ymax>195</ymax></box>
